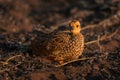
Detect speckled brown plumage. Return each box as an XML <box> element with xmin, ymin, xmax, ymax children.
<box><xmin>30</xmin><ymin>20</ymin><xmax>84</xmax><ymax>64</ymax></box>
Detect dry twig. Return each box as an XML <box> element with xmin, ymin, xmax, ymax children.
<box><xmin>0</xmin><ymin>54</ymin><xmax>22</xmax><ymax>65</ymax></box>
<box><xmin>85</xmin><ymin>29</ymin><xmax>118</xmax><ymax>45</ymax></box>
<box><xmin>97</xmin><ymin>35</ymin><xmax>103</xmax><ymax>52</ymax></box>
<box><xmin>55</xmin><ymin>57</ymin><xmax>96</xmax><ymax>67</ymax></box>
<box><xmin>82</xmin><ymin>10</ymin><xmax>120</xmax><ymax>30</ymax></box>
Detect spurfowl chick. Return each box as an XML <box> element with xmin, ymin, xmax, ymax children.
<box><xmin>30</xmin><ymin>20</ymin><xmax>84</xmax><ymax>65</ymax></box>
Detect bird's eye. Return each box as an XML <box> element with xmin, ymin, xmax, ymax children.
<box><xmin>76</xmin><ymin>25</ymin><xmax>79</xmax><ymax>28</ymax></box>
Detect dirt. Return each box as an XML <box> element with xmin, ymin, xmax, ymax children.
<box><xmin>0</xmin><ymin>0</ymin><xmax>120</xmax><ymax>80</ymax></box>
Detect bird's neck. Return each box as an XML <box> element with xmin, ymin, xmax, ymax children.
<box><xmin>71</xmin><ymin>29</ymin><xmax>80</xmax><ymax>35</ymax></box>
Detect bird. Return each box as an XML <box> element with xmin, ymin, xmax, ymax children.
<box><xmin>30</xmin><ymin>20</ymin><xmax>84</xmax><ymax>65</ymax></box>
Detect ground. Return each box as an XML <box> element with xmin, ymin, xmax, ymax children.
<box><xmin>0</xmin><ymin>0</ymin><xmax>120</xmax><ymax>80</ymax></box>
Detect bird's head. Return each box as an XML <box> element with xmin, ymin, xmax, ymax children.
<box><xmin>69</xmin><ymin>20</ymin><xmax>81</xmax><ymax>35</ymax></box>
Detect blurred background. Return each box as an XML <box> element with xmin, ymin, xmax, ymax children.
<box><xmin>0</xmin><ymin>0</ymin><xmax>120</xmax><ymax>32</ymax></box>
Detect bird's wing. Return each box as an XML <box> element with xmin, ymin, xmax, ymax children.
<box><xmin>46</xmin><ymin>32</ymin><xmax>70</xmax><ymax>53</ymax></box>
